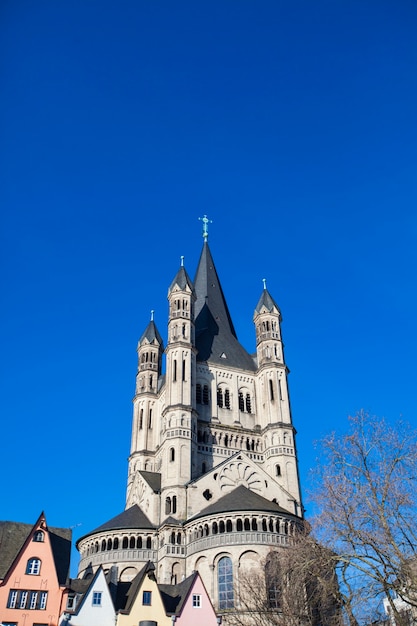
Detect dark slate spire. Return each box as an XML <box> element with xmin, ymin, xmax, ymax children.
<box><xmin>168</xmin><ymin>258</ymin><xmax>194</xmax><ymax>294</ymax></box>
<box><xmin>255</xmin><ymin>279</ymin><xmax>281</xmax><ymax>315</ymax></box>
<box><xmin>139</xmin><ymin>318</ymin><xmax>163</xmax><ymax>347</ymax></box>
<box><xmin>194</xmin><ymin>242</ymin><xmax>256</xmax><ymax>370</ymax></box>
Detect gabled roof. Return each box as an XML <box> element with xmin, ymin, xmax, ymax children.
<box><xmin>194</xmin><ymin>242</ymin><xmax>256</xmax><ymax>371</ymax></box>
<box><xmin>255</xmin><ymin>288</ymin><xmax>281</xmax><ymax>315</ymax></box>
<box><xmin>189</xmin><ymin>485</ymin><xmax>292</xmax><ymax>521</ymax></box>
<box><xmin>0</xmin><ymin>512</ymin><xmax>71</xmax><ymax>584</ymax></box>
<box><xmin>159</xmin><ymin>571</ymin><xmax>199</xmax><ymax>615</ymax></box>
<box><xmin>117</xmin><ymin>561</ymin><xmax>155</xmax><ymax>613</ymax></box>
<box><xmin>139</xmin><ymin>470</ymin><xmax>161</xmax><ymax>493</ymax></box>
<box><xmin>139</xmin><ymin>320</ymin><xmax>163</xmax><ymax>346</ymax></box>
<box><xmin>67</xmin><ymin>566</ymin><xmax>114</xmax><ymax>615</ymax></box>
<box><xmin>79</xmin><ymin>505</ymin><xmax>155</xmax><ymax>541</ymax></box>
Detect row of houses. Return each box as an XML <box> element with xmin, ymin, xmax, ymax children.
<box><xmin>0</xmin><ymin>512</ymin><xmax>220</xmax><ymax>626</ymax></box>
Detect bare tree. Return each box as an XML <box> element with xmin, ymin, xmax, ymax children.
<box><xmin>311</xmin><ymin>411</ymin><xmax>417</xmax><ymax>626</ymax></box>
<box><xmin>227</xmin><ymin>530</ymin><xmax>343</xmax><ymax>626</ymax></box>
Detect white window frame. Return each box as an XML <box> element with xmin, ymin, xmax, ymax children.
<box><xmin>8</xmin><ymin>590</ymin><xmax>18</xmax><ymax>609</ymax></box>
<box><xmin>39</xmin><ymin>591</ymin><xmax>48</xmax><ymax>610</ymax></box>
<box><xmin>192</xmin><ymin>593</ymin><xmax>202</xmax><ymax>608</ymax></box>
<box><xmin>30</xmin><ymin>591</ymin><xmax>38</xmax><ymax>609</ymax></box>
<box><xmin>92</xmin><ymin>591</ymin><xmax>102</xmax><ymax>606</ymax></box>
<box><xmin>26</xmin><ymin>557</ymin><xmax>41</xmax><ymax>575</ymax></box>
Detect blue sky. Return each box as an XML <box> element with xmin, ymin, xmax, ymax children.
<box><xmin>1</xmin><ymin>1</ymin><xmax>416</xmax><ymax>576</ymax></box>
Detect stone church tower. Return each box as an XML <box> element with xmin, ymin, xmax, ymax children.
<box><xmin>77</xmin><ymin>219</ymin><xmax>304</xmax><ymax>614</ymax></box>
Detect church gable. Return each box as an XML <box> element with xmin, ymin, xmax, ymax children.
<box><xmin>187</xmin><ymin>452</ymin><xmax>292</xmax><ymax>517</ymax></box>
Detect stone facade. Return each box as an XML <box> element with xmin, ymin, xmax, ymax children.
<box><xmin>77</xmin><ymin>233</ymin><xmax>304</xmax><ymax>616</ymax></box>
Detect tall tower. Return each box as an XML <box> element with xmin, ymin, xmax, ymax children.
<box><xmin>76</xmin><ymin>219</ymin><xmax>304</xmax><ymax>616</ymax></box>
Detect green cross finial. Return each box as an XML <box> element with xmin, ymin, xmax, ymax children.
<box><xmin>198</xmin><ymin>214</ymin><xmax>212</xmax><ymax>240</ymax></box>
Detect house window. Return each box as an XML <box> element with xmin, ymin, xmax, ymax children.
<box><xmin>33</xmin><ymin>531</ymin><xmax>44</xmax><ymax>542</ymax></box>
<box><xmin>67</xmin><ymin>594</ymin><xmax>76</xmax><ymax>609</ymax></box>
<box><xmin>7</xmin><ymin>590</ymin><xmax>18</xmax><ymax>609</ymax></box>
<box><xmin>26</xmin><ymin>558</ymin><xmax>41</xmax><ymax>575</ymax></box>
<box><xmin>92</xmin><ymin>591</ymin><xmax>102</xmax><ymax>606</ymax></box>
<box><xmin>142</xmin><ymin>590</ymin><xmax>152</xmax><ymax>605</ymax></box>
<box><xmin>192</xmin><ymin>593</ymin><xmax>201</xmax><ymax>608</ymax></box>
<box><xmin>39</xmin><ymin>591</ymin><xmax>48</xmax><ymax>609</ymax></box>
<box><xmin>19</xmin><ymin>591</ymin><xmax>28</xmax><ymax>609</ymax></box>
<box><xmin>218</xmin><ymin>556</ymin><xmax>234</xmax><ymax>609</ymax></box>
<box><xmin>29</xmin><ymin>591</ymin><xmax>38</xmax><ymax>609</ymax></box>
<box><xmin>170</xmin><ymin>447</ymin><xmax>175</xmax><ymax>462</ymax></box>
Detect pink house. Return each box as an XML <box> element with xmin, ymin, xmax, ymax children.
<box><xmin>0</xmin><ymin>512</ymin><xmax>71</xmax><ymax>626</ymax></box>
<box><xmin>160</xmin><ymin>571</ymin><xmax>220</xmax><ymax>626</ymax></box>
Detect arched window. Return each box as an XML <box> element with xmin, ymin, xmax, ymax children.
<box><xmin>252</xmin><ymin>518</ymin><xmax>258</xmax><ymax>531</ymax></box>
<box><xmin>33</xmin><ymin>531</ymin><xmax>44</xmax><ymax>542</ymax></box>
<box><xmin>236</xmin><ymin>519</ymin><xmax>243</xmax><ymax>531</ymax></box>
<box><xmin>171</xmin><ymin>532</ymin><xmax>176</xmax><ymax>544</ymax></box>
<box><xmin>226</xmin><ymin>520</ymin><xmax>232</xmax><ymax>532</ymax></box>
<box><xmin>107</xmin><ymin>538</ymin><xmax>112</xmax><ymax>550</ymax></box>
<box><xmin>246</xmin><ymin>394</ymin><xmax>252</xmax><ymax>413</ymax></box>
<box><xmin>122</xmin><ymin>537</ymin><xmax>128</xmax><ymax>549</ymax></box>
<box><xmin>165</xmin><ymin>497</ymin><xmax>171</xmax><ymax>515</ymax></box>
<box><xmin>202</xmin><ymin>462</ymin><xmax>207</xmax><ymax>474</ymax></box>
<box><xmin>139</xmin><ymin>409</ymin><xmax>144</xmax><ymax>429</ymax></box>
<box><xmin>137</xmin><ymin>537</ymin><xmax>142</xmax><ymax>548</ymax></box>
<box><xmin>196</xmin><ymin>384</ymin><xmax>202</xmax><ymax>404</ymax></box>
<box><xmin>202</xmin><ymin>384</ymin><xmax>209</xmax><ymax>405</ymax></box>
<box><xmin>114</xmin><ymin>538</ymin><xmax>119</xmax><ymax>549</ymax></box>
<box><xmin>239</xmin><ymin>392</ymin><xmax>244</xmax><ymax>412</ymax></box>
<box><xmin>129</xmin><ymin>537</ymin><xmax>135</xmax><ymax>549</ymax></box>
<box><xmin>218</xmin><ymin>556</ymin><xmax>234</xmax><ymax>609</ymax></box>
<box><xmin>26</xmin><ymin>558</ymin><xmax>41</xmax><ymax>575</ymax></box>
<box><xmin>212</xmin><ymin>521</ymin><xmax>218</xmax><ymax>534</ymax></box>
<box><xmin>276</xmin><ymin>464</ymin><xmax>281</xmax><ymax>477</ymax></box>
<box><xmin>217</xmin><ymin>387</ymin><xmax>224</xmax><ymax>408</ymax></box>
<box><xmin>170</xmin><ymin>447</ymin><xmax>175</xmax><ymax>462</ymax></box>
<box><xmin>101</xmin><ymin>539</ymin><xmax>106</xmax><ymax>551</ymax></box>
<box><xmin>244</xmin><ymin>518</ymin><xmax>250</xmax><ymax>531</ymax></box>
<box><xmin>146</xmin><ymin>537</ymin><xmax>152</xmax><ymax>549</ymax></box>
<box><xmin>219</xmin><ymin>520</ymin><xmax>225</xmax><ymax>534</ymax></box>
<box><xmin>172</xmin><ymin>495</ymin><xmax>177</xmax><ymax>514</ymax></box>
<box><xmin>224</xmin><ymin>388</ymin><xmax>231</xmax><ymax>409</ymax></box>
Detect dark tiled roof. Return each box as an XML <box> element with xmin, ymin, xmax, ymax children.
<box><xmin>160</xmin><ymin>516</ymin><xmax>182</xmax><ymax>527</ymax></box>
<box><xmin>139</xmin><ymin>470</ymin><xmax>161</xmax><ymax>493</ymax></box>
<box><xmin>117</xmin><ymin>561</ymin><xmax>155</xmax><ymax>613</ymax></box>
<box><xmin>190</xmin><ymin>485</ymin><xmax>292</xmax><ymax>521</ymax></box>
<box><xmin>84</xmin><ymin>505</ymin><xmax>155</xmax><ymax>538</ymax></box>
<box><xmin>159</xmin><ymin>571</ymin><xmax>198</xmax><ymax>615</ymax></box>
<box><xmin>169</xmin><ymin>265</ymin><xmax>194</xmax><ymax>293</ymax></box>
<box><xmin>254</xmin><ymin>288</ymin><xmax>281</xmax><ymax>315</ymax></box>
<box><xmin>139</xmin><ymin>320</ymin><xmax>163</xmax><ymax>346</ymax></box>
<box><xmin>194</xmin><ymin>242</ymin><xmax>256</xmax><ymax>371</ymax></box>
<box><xmin>0</xmin><ymin>516</ymin><xmax>71</xmax><ymax>585</ymax></box>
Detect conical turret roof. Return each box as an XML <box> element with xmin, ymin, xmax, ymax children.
<box><xmin>193</xmin><ymin>242</ymin><xmax>256</xmax><ymax>371</ymax></box>
<box><xmin>255</xmin><ymin>287</ymin><xmax>281</xmax><ymax>315</ymax></box>
<box><xmin>168</xmin><ymin>264</ymin><xmax>194</xmax><ymax>293</ymax></box>
<box><xmin>139</xmin><ymin>320</ymin><xmax>163</xmax><ymax>346</ymax></box>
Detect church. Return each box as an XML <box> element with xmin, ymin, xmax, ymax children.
<box><xmin>76</xmin><ymin>217</ymin><xmax>304</xmax><ymax>614</ymax></box>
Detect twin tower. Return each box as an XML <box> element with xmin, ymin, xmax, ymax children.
<box><xmin>77</xmin><ymin>230</ymin><xmax>304</xmax><ymax>614</ymax></box>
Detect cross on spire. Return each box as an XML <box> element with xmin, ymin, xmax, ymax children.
<box><xmin>262</xmin><ymin>278</ymin><xmax>267</xmax><ymax>290</ymax></box>
<box><xmin>198</xmin><ymin>214</ymin><xmax>213</xmax><ymax>241</ymax></box>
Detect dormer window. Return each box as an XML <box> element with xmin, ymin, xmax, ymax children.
<box><xmin>33</xmin><ymin>531</ymin><xmax>44</xmax><ymax>542</ymax></box>
<box><xmin>26</xmin><ymin>558</ymin><xmax>41</xmax><ymax>575</ymax></box>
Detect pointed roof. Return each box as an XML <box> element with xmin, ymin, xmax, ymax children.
<box><xmin>255</xmin><ymin>287</ymin><xmax>281</xmax><ymax>315</ymax></box>
<box><xmin>169</xmin><ymin>264</ymin><xmax>194</xmax><ymax>293</ymax></box>
<box><xmin>0</xmin><ymin>512</ymin><xmax>71</xmax><ymax>584</ymax></box>
<box><xmin>139</xmin><ymin>470</ymin><xmax>161</xmax><ymax>493</ymax></box>
<box><xmin>189</xmin><ymin>485</ymin><xmax>292</xmax><ymax>521</ymax></box>
<box><xmin>159</xmin><ymin>571</ymin><xmax>199</xmax><ymax>615</ymax></box>
<box><xmin>118</xmin><ymin>561</ymin><xmax>156</xmax><ymax>613</ymax></box>
<box><xmin>194</xmin><ymin>242</ymin><xmax>256</xmax><ymax>371</ymax></box>
<box><xmin>77</xmin><ymin>505</ymin><xmax>155</xmax><ymax>545</ymax></box>
<box><xmin>139</xmin><ymin>320</ymin><xmax>163</xmax><ymax>346</ymax></box>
